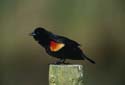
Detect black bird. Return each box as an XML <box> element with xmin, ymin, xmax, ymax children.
<box><xmin>30</xmin><ymin>27</ymin><xmax>95</xmax><ymax>64</ymax></box>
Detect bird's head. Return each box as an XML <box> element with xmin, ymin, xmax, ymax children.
<box><xmin>30</xmin><ymin>27</ymin><xmax>47</xmax><ymax>36</ymax></box>
<box><xmin>30</xmin><ymin>27</ymin><xmax>50</xmax><ymax>41</ymax></box>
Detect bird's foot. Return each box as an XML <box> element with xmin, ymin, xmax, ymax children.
<box><xmin>48</xmin><ymin>59</ymin><xmax>70</xmax><ymax>65</ymax></box>
<box><xmin>48</xmin><ymin>61</ymin><xmax>70</xmax><ymax>65</ymax></box>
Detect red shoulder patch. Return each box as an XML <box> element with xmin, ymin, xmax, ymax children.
<box><xmin>50</xmin><ymin>41</ymin><xmax>65</xmax><ymax>52</ymax></box>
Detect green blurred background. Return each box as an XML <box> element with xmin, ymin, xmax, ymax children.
<box><xmin>0</xmin><ymin>0</ymin><xmax>125</xmax><ymax>85</ymax></box>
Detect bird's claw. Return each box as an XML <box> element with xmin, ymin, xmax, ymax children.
<box><xmin>48</xmin><ymin>62</ymin><xmax>70</xmax><ymax>65</ymax></box>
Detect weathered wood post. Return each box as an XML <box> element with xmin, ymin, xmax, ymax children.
<box><xmin>49</xmin><ymin>65</ymin><xmax>85</xmax><ymax>85</ymax></box>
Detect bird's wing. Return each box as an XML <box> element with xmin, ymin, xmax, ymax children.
<box><xmin>51</xmin><ymin>34</ymin><xmax>80</xmax><ymax>46</ymax></box>
<box><xmin>62</xmin><ymin>37</ymin><xmax>80</xmax><ymax>46</ymax></box>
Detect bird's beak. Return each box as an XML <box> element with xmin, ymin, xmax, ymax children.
<box><xmin>29</xmin><ymin>32</ymin><xmax>36</xmax><ymax>36</ymax></box>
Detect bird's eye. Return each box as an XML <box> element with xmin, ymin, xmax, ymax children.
<box><xmin>34</xmin><ymin>30</ymin><xmax>39</xmax><ymax>35</ymax></box>
<box><xmin>36</xmin><ymin>31</ymin><xmax>40</xmax><ymax>34</ymax></box>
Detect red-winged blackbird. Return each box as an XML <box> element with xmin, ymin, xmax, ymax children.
<box><xmin>30</xmin><ymin>27</ymin><xmax>95</xmax><ymax>64</ymax></box>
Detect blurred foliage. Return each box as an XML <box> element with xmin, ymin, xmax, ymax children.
<box><xmin>0</xmin><ymin>0</ymin><xmax>125</xmax><ymax>85</ymax></box>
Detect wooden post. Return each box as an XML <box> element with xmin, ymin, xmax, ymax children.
<box><xmin>49</xmin><ymin>65</ymin><xmax>85</xmax><ymax>85</ymax></box>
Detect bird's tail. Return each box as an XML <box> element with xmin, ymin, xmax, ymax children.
<box><xmin>84</xmin><ymin>56</ymin><xmax>95</xmax><ymax>64</ymax></box>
